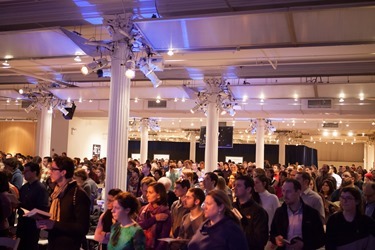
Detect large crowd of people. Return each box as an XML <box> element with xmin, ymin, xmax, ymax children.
<box><xmin>0</xmin><ymin>150</ymin><xmax>375</xmax><ymax>250</ymax></box>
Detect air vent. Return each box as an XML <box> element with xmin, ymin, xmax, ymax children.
<box><xmin>21</xmin><ymin>100</ymin><xmax>32</xmax><ymax>108</ymax></box>
<box><xmin>307</xmin><ymin>99</ymin><xmax>331</xmax><ymax>109</ymax></box>
<box><xmin>322</xmin><ymin>123</ymin><xmax>339</xmax><ymax>128</ymax></box>
<box><xmin>148</xmin><ymin>100</ymin><xmax>167</xmax><ymax>108</ymax></box>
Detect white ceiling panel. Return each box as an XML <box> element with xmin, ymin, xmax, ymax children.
<box><xmin>293</xmin><ymin>7</ymin><xmax>375</xmax><ymax>43</ymax></box>
<box><xmin>229</xmin><ymin>85</ymin><xmax>315</xmax><ymax>99</ymax></box>
<box><xmin>0</xmin><ymin>28</ymin><xmax>86</xmax><ymax>59</ymax></box>
<box><xmin>316</xmin><ymin>83</ymin><xmax>375</xmax><ymax>99</ymax></box>
<box><xmin>135</xmin><ymin>12</ymin><xmax>290</xmax><ymax>51</ymax></box>
<box><xmin>50</xmin><ymin>87</ymin><xmax>110</xmax><ymax>100</ymax></box>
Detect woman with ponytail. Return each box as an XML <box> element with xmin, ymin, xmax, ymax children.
<box><xmin>108</xmin><ymin>192</ymin><xmax>145</xmax><ymax>250</ymax></box>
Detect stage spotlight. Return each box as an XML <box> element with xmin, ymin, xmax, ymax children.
<box><xmin>81</xmin><ymin>58</ymin><xmax>108</xmax><ymax>75</ymax></box>
<box><xmin>125</xmin><ymin>60</ymin><xmax>136</xmax><ymax>79</ymax></box>
<box><xmin>139</xmin><ymin>60</ymin><xmax>162</xmax><ymax>88</ymax></box>
<box><xmin>57</xmin><ymin>104</ymin><xmax>69</xmax><ymax>116</ymax></box>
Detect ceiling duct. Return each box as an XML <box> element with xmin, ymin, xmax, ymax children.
<box><xmin>322</xmin><ymin>123</ymin><xmax>339</xmax><ymax>128</ymax></box>
<box><xmin>307</xmin><ymin>99</ymin><xmax>332</xmax><ymax>109</ymax></box>
<box><xmin>148</xmin><ymin>100</ymin><xmax>167</xmax><ymax>108</ymax></box>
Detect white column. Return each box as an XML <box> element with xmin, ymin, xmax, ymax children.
<box><xmin>37</xmin><ymin>107</ymin><xmax>52</xmax><ymax>157</ymax></box>
<box><xmin>365</xmin><ymin>143</ymin><xmax>374</xmax><ymax>170</ymax></box>
<box><xmin>189</xmin><ymin>132</ymin><xmax>196</xmax><ymax>162</ymax></box>
<box><xmin>364</xmin><ymin>143</ymin><xmax>367</xmax><ymax>169</ymax></box>
<box><xmin>140</xmin><ymin>118</ymin><xmax>149</xmax><ymax>164</ymax></box>
<box><xmin>255</xmin><ymin>118</ymin><xmax>265</xmax><ymax>168</ymax></box>
<box><xmin>105</xmin><ymin>42</ymin><xmax>130</xmax><ymax>192</ymax></box>
<box><xmin>205</xmin><ymin>102</ymin><xmax>219</xmax><ymax>172</ymax></box>
<box><xmin>278</xmin><ymin>134</ymin><xmax>287</xmax><ymax>165</ymax></box>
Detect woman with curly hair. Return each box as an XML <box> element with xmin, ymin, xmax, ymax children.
<box><xmin>108</xmin><ymin>192</ymin><xmax>145</xmax><ymax>250</ymax></box>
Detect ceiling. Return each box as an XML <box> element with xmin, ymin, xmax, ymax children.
<box><xmin>0</xmin><ymin>0</ymin><xmax>374</xmax><ymax>144</ymax></box>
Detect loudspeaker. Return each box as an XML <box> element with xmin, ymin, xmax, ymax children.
<box><xmin>63</xmin><ymin>102</ymin><xmax>76</xmax><ymax>120</ymax></box>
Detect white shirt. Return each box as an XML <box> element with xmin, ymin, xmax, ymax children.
<box><xmin>259</xmin><ymin>190</ymin><xmax>281</xmax><ymax>230</ymax></box>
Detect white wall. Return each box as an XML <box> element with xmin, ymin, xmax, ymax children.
<box><xmin>50</xmin><ymin>114</ymin><xmax>69</xmax><ymax>157</ymax></box>
<box><xmin>67</xmin><ymin>118</ymin><xmax>109</xmax><ymax>159</ymax></box>
<box><xmin>305</xmin><ymin>142</ymin><xmax>365</xmax><ymax>168</ymax></box>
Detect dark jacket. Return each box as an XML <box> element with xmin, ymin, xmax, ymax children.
<box><xmin>188</xmin><ymin>217</ymin><xmax>248</xmax><ymax>250</ymax></box>
<box><xmin>326</xmin><ymin>212</ymin><xmax>375</xmax><ymax>250</ymax></box>
<box><xmin>48</xmin><ymin>181</ymin><xmax>91</xmax><ymax>250</ymax></box>
<box><xmin>233</xmin><ymin>199</ymin><xmax>269</xmax><ymax>250</ymax></box>
<box><xmin>270</xmin><ymin>199</ymin><xmax>325</xmax><ymax>250</ymax></box>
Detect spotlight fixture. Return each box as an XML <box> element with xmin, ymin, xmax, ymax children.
<box><xmin>167</xmin><ymin>49</ymin><xmax>174</xmax><ymax>56</ymax></box>
<box><xmin>74</xmin><ymin>56</ymin><xmax>82</xmax><ymax>62</ymax></box>
<box><xmin>48</xmin><ymin>105</ymin><xmax>53</xmax><ymax>114</ymax></box>
<box><xmin>2</xmin><ymin>60</ymin><xmax>10</xmax><ymax>67</ymax></box>
<box><xmin>81</xmin><ymin>58</ymin><xmax>108</xmax><ymax>75</ymax></box>
<box><xmin>57</xmin><ymin>104</ymin><xmax>69</xmax><ymax>116</ymax></box>
<box><xmin>18</xmin><ymin>88</ymin><xmax>24</xmax><ymax>94</ymax></box>
<box><xmin>138</xmin><ymin>58</ymin><xmax>162</xmax><ymax>88</ymax></box>
<box><xmin>125</xmin><ymin>60</ymin><xmax>136</xmax><ymax>79</ymax></box>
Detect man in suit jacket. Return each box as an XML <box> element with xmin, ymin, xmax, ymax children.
<box><xmin>270</xmin><ymin>178</ymin><xmax>325</xmax><ymax>250</ymax></box>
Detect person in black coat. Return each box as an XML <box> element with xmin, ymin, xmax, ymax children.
<box><xmin>17</xmin><ymin>162</ymin><xmax>49</xmax><ymax>250</ymax></box>
<box><xmin>36</xmin><ymin>156</ymin><xmax>91</xmax><ymax>250</ymax></box>
<box><xmin>233</xmin><ymin>175</ymin><xmax>269</xmax><ymax>250</ymax></box>
<box><xmin>270</xmin><ymin>179</ymin><xmax>325</xmax><ymax>250</ymax></box>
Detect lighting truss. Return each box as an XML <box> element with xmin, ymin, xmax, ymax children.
<box><xmin>129</xmin><ymin>118</ymin><xmax>161</xmax><ymax>132</ymax></box>
<box><xmin>18</xmin><ymin>83</ymin><xmax>75</xmax><ymax>116</ymax></box>
<box><xmin>245</xmin><ymin>119</ymin><xmax>276</xmax><ymax>135</ymax></box>
<box><xmin>190</xmin><ymin>78</ymin><xmax>241</xmax><ymax>116</ymax></box>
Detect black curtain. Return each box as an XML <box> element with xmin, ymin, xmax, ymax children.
<box><xmin>129</xmin><ymin>140</ymin><xmax>280</xmax><ymax>165</ymax></box>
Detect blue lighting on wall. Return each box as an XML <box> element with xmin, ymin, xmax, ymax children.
<box><xmin>73</xmin><ymin>0</ymin><xmax>95</xmax><ymax>7</ymax></box>
<box><xmin>186</xmin><ymin>67</ymin><xmax>203</xmax><ymax>80</ymax></box>
<box><xmin>180</xmin><ymin>20</ymin><xmax>190</xmax><ymax>48</ymax></box>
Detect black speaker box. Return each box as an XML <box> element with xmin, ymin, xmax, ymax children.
<box><xmin>63</xmin><ymin>102</ymin><xmax>76</xmax><ymax>120</ymax></box>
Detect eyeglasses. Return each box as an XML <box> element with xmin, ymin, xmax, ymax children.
<box><xmin>49</xmin><ymin>167</ymin><xmax>61</xmax><ymax>172</ymax></box>
<box><xmin>340</xmin><ymin>196</ymin><xmax>355</xmax><ymax>201</ymax></box>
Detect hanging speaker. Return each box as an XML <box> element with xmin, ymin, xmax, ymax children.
<box><xmin>63</xmin><ymin>102</ymin><xmax>76</xmax><ymax>120</ymax></box>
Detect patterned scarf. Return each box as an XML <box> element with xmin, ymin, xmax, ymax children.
<box><xmin>49</xmin><ymin>179</ymin><xmax>73</xmax><ymax>221</ymax></box>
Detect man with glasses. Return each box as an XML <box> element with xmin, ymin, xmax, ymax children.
<box><xmin>363</xmin><ymin>181</ymin><xmax>375</xmax><ymax>220</ymax></box>
<box><xmin>330</xmin><ymin>170</ymin><xmax>359</xmax><ymax>202</ymax></box>
<box><xmin>36</xmin><ymin>156</ymin><xmax>90</xmax><ymax>250</ymax></box>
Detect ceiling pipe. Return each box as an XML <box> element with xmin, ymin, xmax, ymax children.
<box><xmin>4</xmin><ymin>67</ymin><xmax>77</xmax><ymax>88</ymax></box>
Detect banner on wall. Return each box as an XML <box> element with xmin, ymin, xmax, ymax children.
<box><xmin>154</xmin><ymin>154</ymin><xmax>170</xmax><ymax>160</ymax></box>
<box><xmin>225</xmin><ymin>156</ymin><xmax>243</xmax><ymax>164</ymax></box>
<box><xmin>131</xmin><ymin>153</ymin><xmax>140</xmax><ymax>161</ymax></box>
<box><xmin>92</xmin><ymin>144</ymin><xmax>101</xmax><ymax>158</ymax></box>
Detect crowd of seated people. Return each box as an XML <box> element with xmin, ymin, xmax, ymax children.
<box><xmin>1</xmin><ymin>150</ymin><xmax>375</xmax><ymax>250</ymax></box>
